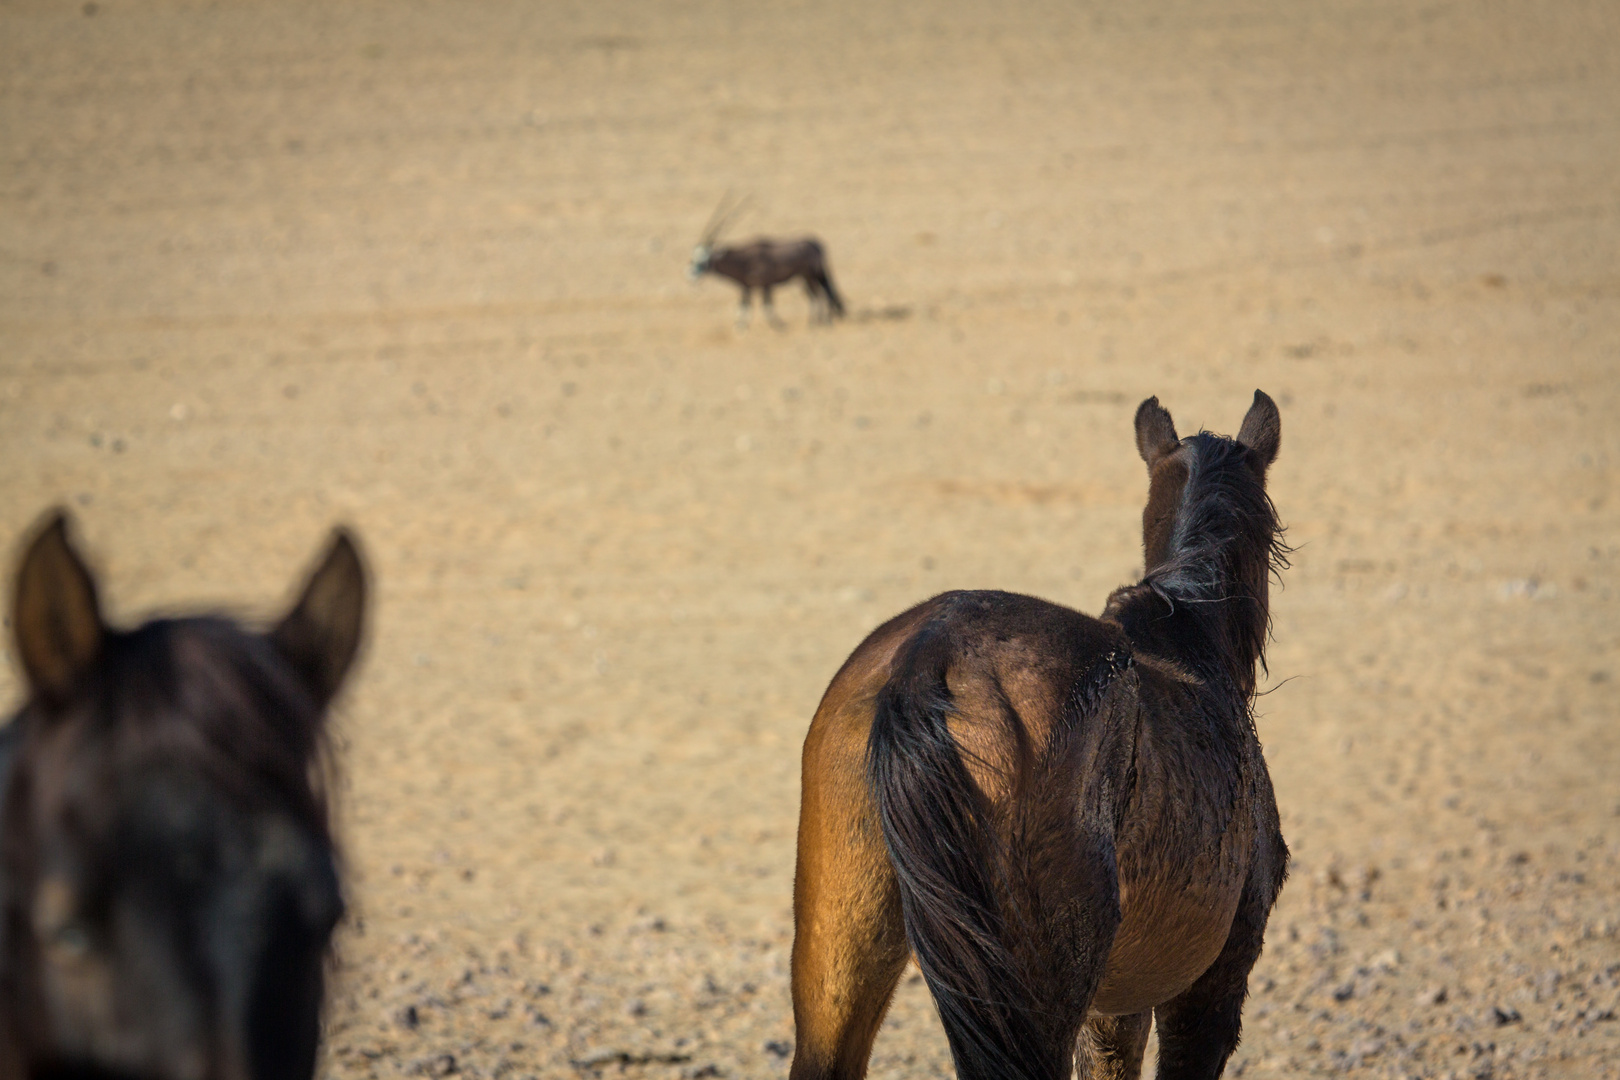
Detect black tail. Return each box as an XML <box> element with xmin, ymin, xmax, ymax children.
<box><xmin>867</xmin><ymin>624</ymin><xmax>1065</xmax><ymax>1080</ymax></box>
<box><xmin>818</xmin><ymin>270</ymin><xmax>845</xmax><ymax>317</ymax></box>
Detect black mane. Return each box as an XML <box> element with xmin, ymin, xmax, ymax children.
<box><xmin>1111</xmin><ymin>432</ymin><xmax>1289</xmax><ymax>695</ymax></box>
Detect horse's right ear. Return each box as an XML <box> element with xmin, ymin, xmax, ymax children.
<box><xmin>1237</xmin><ymin>389</ymin><xmax>1281</xmax><ymax>471</ymax></box>
<box><xmin>271</xmin><ymin>529</ymin><xmax>367</xmax><ymax>708</ymax></box>
<box><xmin>12</xmin><ymin>510</ymin><xmax>105</xmax><ymax>709</ymax></box>
<box><xmin>1134</xmin><ymin>396</ymin><xmax>1180</xmax><ymax>469</ymax></box>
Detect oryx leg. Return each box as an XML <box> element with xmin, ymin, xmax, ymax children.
<box><xmin>790</xmin><ymin>718</ymin><xmax>908</xmax><ymax>1080</ymax></box>
<box><xmin>736</xmin><ymin>287</ymin><xmax>752</xmax><ymax>329</ymax></box>
<box><xmin>762</xmin><ymin>285</ymin><xmax>786</xmax><ymax>329</ymax></box>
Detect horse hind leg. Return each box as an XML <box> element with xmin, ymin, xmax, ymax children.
<box><xmin>789</xmin><ymin>870</ymin><xmax>906</xmax><ymax>1080</ymax></box>
<box><xmin>1078</xmin><ymin>1012</ymin><xmax>1152</xmax><ymax>1080</ymax></box>
<box><xmin>790</xmin><ymin>726</ymin><xmax>909</xmax><ymax>1080</ymax></box>
<box><xmin>1151</xmin><ymin>870</ymin><xmax>1276</xmax><ymax>1079</ymax></box>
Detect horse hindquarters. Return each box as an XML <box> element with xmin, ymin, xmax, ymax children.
<box><xmin>790</xmin><ymin>654</ymin><xmax>1103</xmax><ymax>1080</ymax></box>
<box><xmin>866</xmin><ymin>635</ymin><xmax>1138</xmax><ymax>1080</ymax></box>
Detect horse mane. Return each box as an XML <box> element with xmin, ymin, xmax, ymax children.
<box><xmin>1113</xmin><ymin>432</ymin><xmax>1289</xmax><ymax>696</ymax></box>
<box><xmin>12</xmin><ymin>616</ymin><xmax>333</xmax><ymax>841</ymax></box>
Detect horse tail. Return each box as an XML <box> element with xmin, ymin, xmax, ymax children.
<box><xmin>867</xmin><ymin>623</ymin><xmax>1057</xmax><ymax>1080</ymax></box>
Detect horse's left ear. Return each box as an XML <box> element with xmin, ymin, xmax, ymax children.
<box><xmin>271</xmin><ymin>528</ymin><xmax>367</xmax><ymax>708</ymax></box>
<box><xmin>1237</xmin><ymin>389</ymin><xmax>1281</xmax><ymax>471</ymax></box>
<box><xmin>12</xmin><ymin>510</ymin><xmax>105</xmax><ymax>710</ymax></box>
<box><xmin>1135</xmin><ymin>396</ymin><xmax>1181</xmax><ymax>469</ymax></box>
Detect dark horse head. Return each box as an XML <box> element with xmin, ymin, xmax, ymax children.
<box><xmin>1108</xmin><ymin>389</ymin><xmax>1288</xmax><ymax>697</ymax></box>
<box><xmin>0</xmin><ymin>512</ymin><xmax>366</xmax><ymax>1080</ymax></box>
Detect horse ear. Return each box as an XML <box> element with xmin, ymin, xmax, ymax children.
<box><xmin>1237</xmin><ymin>389</ymin><xmax>1281</xmax><ymax>470</ymax></box>
<box><xmin>1134</xmin><ymin>396</ymin><xmax>1180</xmax><ymax>469</ymax></box>
<box><xmin>12</xmin><ymin>510</ymin><xmax>105</xmax><ymax>709</ymax></box>
<box><xmin>271</xmin><ymin>528</ymin><xmax>366</xmax><ymax>708</ymax></box>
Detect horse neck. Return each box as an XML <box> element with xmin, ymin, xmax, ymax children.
<box><xmin>1112</xmin><ymin>579</ymin><xmax>1267</xmax><ymax>701</ymax></box>
<box><xmin>1114</xmin><ymin>442</ymin><xmax>1278</xmax><ymax>699</ymax></box>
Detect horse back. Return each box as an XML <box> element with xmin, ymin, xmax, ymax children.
<box><xmin>807</xmin><ymin>590</ymin><xmax>1127</xmax><ymax>782</ymax></box>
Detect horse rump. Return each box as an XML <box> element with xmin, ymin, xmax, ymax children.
<box><xmin>867</xmin><ymin>607</ymin><xmax>1134</xmax><ymax>1080</ymax></box>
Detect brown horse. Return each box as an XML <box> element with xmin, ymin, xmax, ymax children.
<box><xmin>0</xmin><ymin>511</ymin><xmax>365</xmax><ymax>1080</ymax></box>
<box><xmin>790</xmin><ymin>392</ymin><xmax>1290</xmax><ymax>1080</ymax></box>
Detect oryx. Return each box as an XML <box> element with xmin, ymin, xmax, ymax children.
<box><xmin>687</xmin><ymin>194</ymin><xmax>846</xmax><ymax>328</ymax></box>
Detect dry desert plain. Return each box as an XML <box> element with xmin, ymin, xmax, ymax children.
<box><xmin>2</xmin><ymin>1</ymin><xmax>1618</xmax><ymax>1077</ymax></box>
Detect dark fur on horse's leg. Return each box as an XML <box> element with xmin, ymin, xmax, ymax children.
<box><xmin>1079</xmin><ymin>1012</ymin><xmax>1153</xmax><ymax>1080</ymax></box>
<box><xmin>1151</xmin><ymin>868</ymin><xmax>1276</xmax><ymax>1079</ymax></box>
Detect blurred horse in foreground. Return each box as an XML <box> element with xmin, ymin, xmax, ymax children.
<box><xmin>0</xmin><ymin>511</ymin><xmax>366</xmax><ymax>1080</ymax></box>
<box><xmin>791</xmin><ymin>392</ymin><xmax>1291</xmax><ymax>1080</ymax></box>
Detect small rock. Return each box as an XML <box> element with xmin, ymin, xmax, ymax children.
<box><xmin>764</xmin><ymin>1039</ymin><xmax>792</xmax><ymax>1058</ymax></box>
<box><xmin>1333</xmin><ymin>981</ymin><xmax>1356</xmax><ymax>1002</ymax></box>
<box><xmin>396</xmin><ymin>1004</ymin><xmax>420</xmax><ymax>1029</ymax></box>
<box><xmin>409</xmin><ymin>1054</ymin><xmax>457</xmax><ymax>1077</ymax></box>
<box><xmin>1418</xmin><ymin>984</ymin><xmax>1448</xmax><ymax>1006</ymax></box>
<box><xmin>1348</xmin><ymin>1036</ymin><xmax>1385</xmax><ymax>1060</ymax></box>
<box><xmin>1490</xmin><ymin>1005</ymin><xmax>1521</xmax><ymax>1026</ymax></box>
<box><xmin>574</xmin><ymin>1049</ymin><xmax>626</xmax><ymax>1068</ymax></box>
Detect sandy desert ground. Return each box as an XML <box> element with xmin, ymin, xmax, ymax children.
<box><xmin>2</xmin><ymin>1</ymin><xmax>1618</xmax><ymax>1077</ymax></box>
